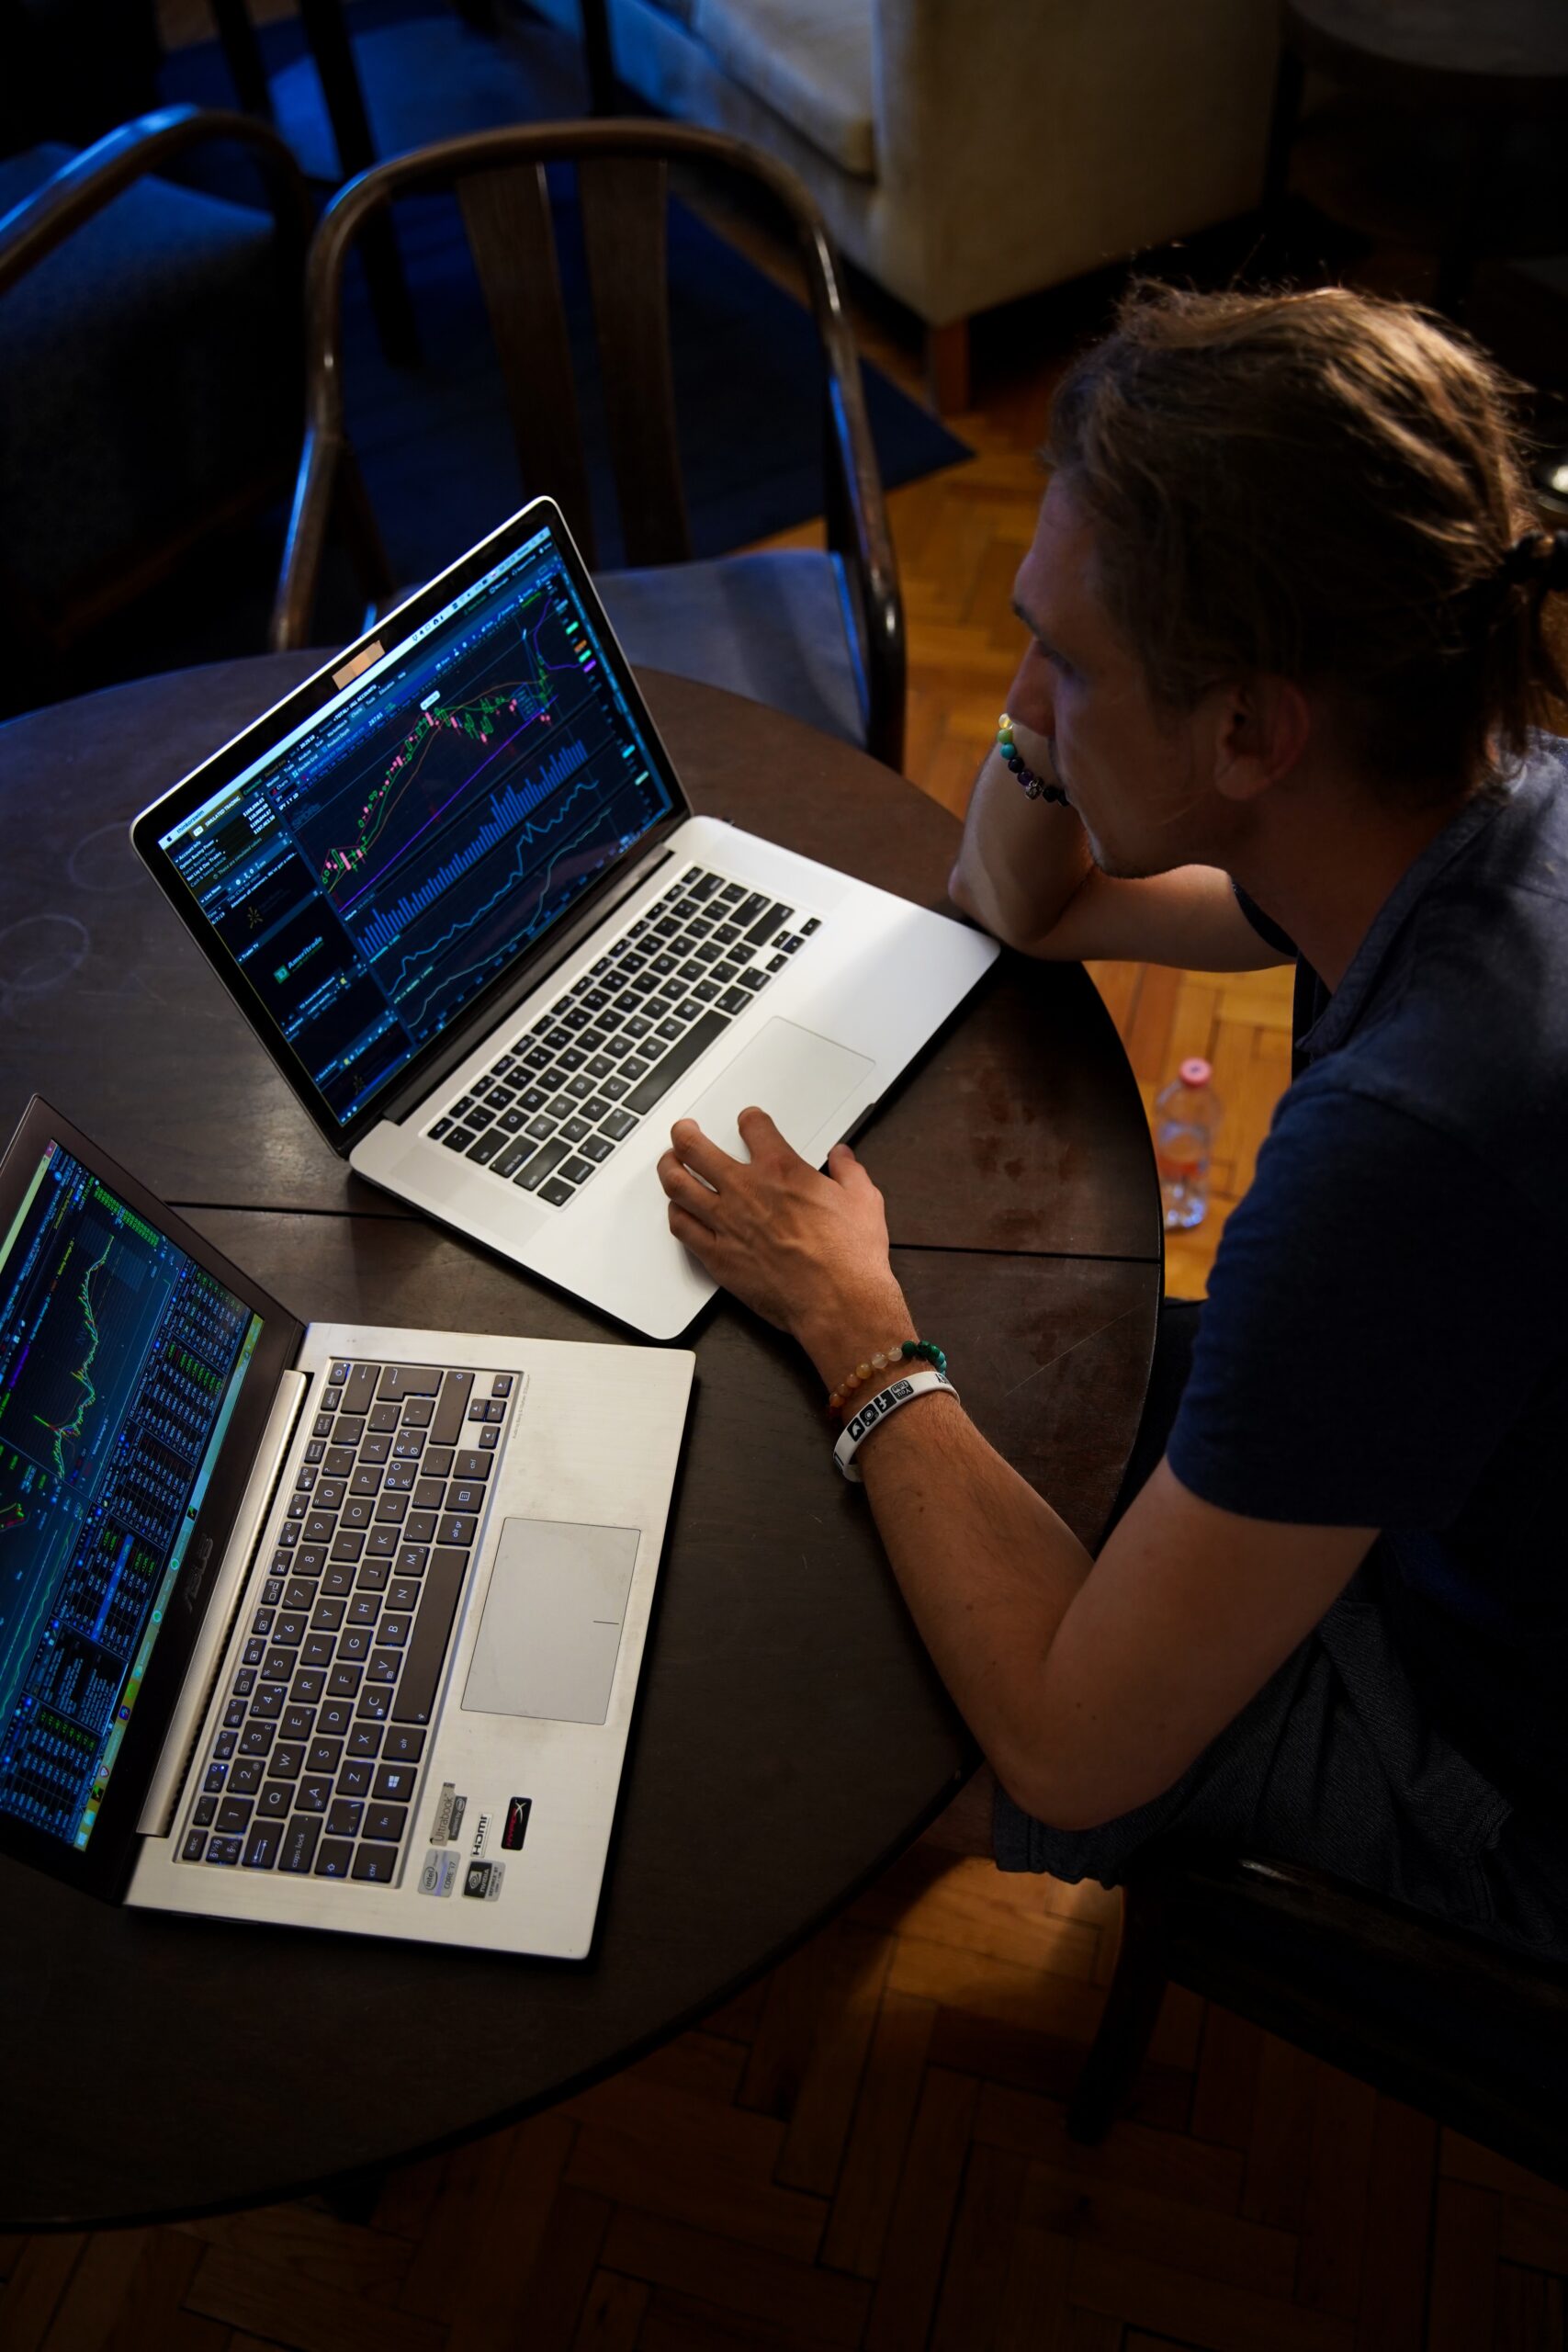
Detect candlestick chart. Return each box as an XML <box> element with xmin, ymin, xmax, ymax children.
<box><xmin>313</xmin><ymin>605</ymin><xmax>562</xmax><ymax>906</ymax></box>
<box><xmin>161</xmin><ymin>518</ymin><xmax>679</xmax><ymax>1128</ymax></box>
<box><xmin>280</xmin><ymin>582</ymin><xmax>665</xmax><ymax>1046</ymax></box>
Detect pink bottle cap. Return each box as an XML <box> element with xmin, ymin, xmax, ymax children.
<box><xmin>1179</xmin><ymin>1057</ymin><xmax>1212</xmax><ymax>1086</ymax></box>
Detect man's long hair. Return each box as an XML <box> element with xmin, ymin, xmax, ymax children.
<box><xmin>1048</xmin><ymin>282</ymin><xmax>1566</xmax><ymax>800</ymax></box>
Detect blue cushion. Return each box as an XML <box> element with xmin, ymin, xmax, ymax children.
<box><xmin>0</xmin><ymin>146</ymin><xmax>294</xmax><ymax>607</ymax></box>
<box><xmin>596</xmin><ymin>548</ymin><xmax>866</xmax><ymax>747</ymax></box>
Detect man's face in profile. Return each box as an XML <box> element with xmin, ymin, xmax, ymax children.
<box><xmin>1009</xmin><ymin>479</ymin><xmax>1224</xmax><ymax>881</ymax></box>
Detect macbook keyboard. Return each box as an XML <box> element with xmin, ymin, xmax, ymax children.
<box><xmin>426</xmin><ymin>864</ymin><xmax>820</xmax><ymax>1205</ymax></box>
<box><xmin>179</xmin><ymin>1358</ymin><xmax>516</xmax><ymax>1885</ymax></box>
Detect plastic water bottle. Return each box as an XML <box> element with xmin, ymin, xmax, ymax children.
<box><xmin>1154</xmin><ymin>1057</ymin><xmax>1222</xmax><ymax>1230</ymax></box>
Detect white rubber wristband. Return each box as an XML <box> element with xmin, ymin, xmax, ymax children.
<box><xmin>832</xmin><ymin>1366</ymin><xmax>959</xmax><ymax>1482</ymax></box>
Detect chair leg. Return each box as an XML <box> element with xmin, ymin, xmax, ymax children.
<box><xmin>1066</xmin><ymin>1881</ymin><xmax>1171</xmax><ymax>2144</ymax></box>
<box><xmin>924</xmin><ymin>318</ymin><xmax>970</xmax><ymax>416</ymax></box>
<box><xmin>296</xmin><ymin>0</ymin><xmax>420</xmax><ymax>363</ymax></box>
<box><xmin>581</xmin><ymin>0</ymin><xmax>618</xmax><ymax>116</ymax></box>
<box><xmin>209</xmin><ymin>0</ymin><xmax>276</xmax><ymax>120</ymax></box>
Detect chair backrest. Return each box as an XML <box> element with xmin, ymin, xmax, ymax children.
<box><xmin>1165</xmin><ymin>1856</ymin><xmax>1568</xmax><ymax>2188</ymax></box>
<box><xmin>0</xmin><ymin>104</ymin><xmax>310</xmax><ymax>712</ymax></box>
<box><xmin>271</xmin><ymin>119</ymin><xmax>904</xmax><ymax>766</ymax></box>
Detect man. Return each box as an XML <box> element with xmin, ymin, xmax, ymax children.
<box><xmin>655</xmin><ymin>283</ymin><xmax>1568</xmax><ymax>1951</ymax></box>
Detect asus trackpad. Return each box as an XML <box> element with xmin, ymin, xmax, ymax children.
<box><xmin>684</xmin><ymin>1017</ymin><xmax>873</xmax><ymax>1162</ymax></box>
<box><xmin>462</xmin><ymin>1519</ymin><xmax>641</xmax><ymax>1725</ymax></box>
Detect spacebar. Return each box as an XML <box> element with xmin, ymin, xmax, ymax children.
<box><xmin>391</xmin><ymin>1547</ymin><xmax>468</xmax><ymax>1724</ymax></box>
<box><xmin>624</xmin><ymin>1011</ymin><xmax>731</xmax><ymax>1117</ymax></box>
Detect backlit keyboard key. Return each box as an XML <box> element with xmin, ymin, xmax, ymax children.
<box><xmin>243</xmin><ymin>1822</ymin><xmax>283</xmax><ymax>1868</ymax></box>
<box><xmin>280</xmin><ymin>1817</ymin><xmax>321</xmax><ymax>1873</ymax></box>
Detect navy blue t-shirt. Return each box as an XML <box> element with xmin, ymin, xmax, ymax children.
<box><xmin>1167</xmin><ymin>738</ymin><xmax>1568</xmax><ymax>1812</ymax></box>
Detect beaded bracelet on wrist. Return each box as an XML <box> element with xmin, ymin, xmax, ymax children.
<box><xmin>828</xmin><ymin>1337</ymin><xmax>948</xmax><ymax>1415</ymax></box>
<box><xmin>998</xmin><ymin>713</ymin><xmax>1067</xmax><ymax>806</ymax></box>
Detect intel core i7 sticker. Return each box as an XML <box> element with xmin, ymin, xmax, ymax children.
<box><xmin>419</xmin><ymin>1849</ymin><xmax>459</xmax><ymax>1897</ymax></box>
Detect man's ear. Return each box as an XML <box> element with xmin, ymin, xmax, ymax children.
<box><xmin>1209</xmin><ymin>675</ymin><xmax>1312</xmax><ymax>802</ymax></box>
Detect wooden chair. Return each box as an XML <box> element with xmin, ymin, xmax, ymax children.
<box><xmin>269</xmin><ymin>119</ymin><xmax>906</xmax><ymax>769</ymax></box>
<box><xmin>1069</xmin><ymin>1851</ymin><xmax>1568</xmax><ymax>2192</ymax></box>
<box><xmin>0</xmin><ymin>104</ymin><xmax>310</xmax><ymax>714</ymax></box>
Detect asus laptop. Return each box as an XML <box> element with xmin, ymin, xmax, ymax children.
<box><xmin>0</xmin><ymin>1097</ymin><xmax>692</xmax><ymax>1957</ymax></box>
<box><xmin>131</xmin><ymin>500</ymin><xmax>998</xmax><ymax>1340</ymax></box>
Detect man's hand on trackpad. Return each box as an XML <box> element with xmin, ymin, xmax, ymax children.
<box><xmin>656</xmin><ymin>1109</ymin><xmax>910</xmax><ymax>1381</ymax></box>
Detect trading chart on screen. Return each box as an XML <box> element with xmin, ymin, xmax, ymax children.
<box><xmin>0</xmin><ymin>1145</ymin><xmax>260</xmax><ymax>1848</ymax></box>
<box><xmin>159</xmin><ymin>525</ymin><xmax>680</xmax><ymax>1128</ymax></box>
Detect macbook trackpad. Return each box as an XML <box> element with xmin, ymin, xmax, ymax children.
<box><xmin>684</xmin><ymin>1017</ymin><xmax>874</xmax><ymax>1162</ymax></box>
<box><xmin>462</xmin><ymin>1519</ymin><xmax>641</xmax><ymax>1725</ymax></box>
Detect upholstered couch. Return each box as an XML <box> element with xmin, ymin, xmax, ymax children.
<box><xmin>522</xmin><ymin>0</ymin><xmax>1281</xmax><ymax>407</ymax></box>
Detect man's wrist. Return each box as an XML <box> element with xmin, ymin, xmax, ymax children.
<box><xmin>795</xmin><ymin>1289</ymin><xmax>916</xmax><ymax>1394</ymax></box>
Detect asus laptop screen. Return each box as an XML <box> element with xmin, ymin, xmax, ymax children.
<box><xmin>0</xmin><ymin>1140</ymin><xmax>264</xmax><ymax>1854</ymax></box>
<box><xmin>150</xmin><ymin>517</ymin><xmax>682</xmax><ymax>1135</ymax></box>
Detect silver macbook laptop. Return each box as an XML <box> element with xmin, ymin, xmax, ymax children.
<box><xmin>130</xmin><ymin>500</ymin><xmax>998</xmax><ymax>1339</ymax></box>
<box><xmin>0</xmin><ymin>1098</ymin><xmax>692</xmax><ymax>1958</ymax></box>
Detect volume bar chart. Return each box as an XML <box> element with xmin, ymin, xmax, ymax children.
<box><xmin>354</xmin><ymin>738</ymin><xmax>589</xmax><ymax>959</ymax></box>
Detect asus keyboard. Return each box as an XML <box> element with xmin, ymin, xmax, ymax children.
<box><xmin>426</xmin><ymin>863</ymin><xmax>819</xmax><ymax>1204</ymax></box>
<box><xmin>179</xmin><ymin>1358</ymin><xmax>514</xmax><ymax>1883</ymax></box>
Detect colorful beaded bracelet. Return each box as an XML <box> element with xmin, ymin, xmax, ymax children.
<box><xmin>998</xmin><ymin>712</ymin><xmax>1067</xmax><ymax>806</ymax></box>
<box><xmin>829</xmin><ymin>1338</ymin><xmax>948</xmax><ymax>1415</ymax></box>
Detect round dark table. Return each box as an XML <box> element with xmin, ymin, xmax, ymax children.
<box><xmin>0</xmin><ymin>660</ymin><xmax>1161</xmax><ymax>2230</ymax></box>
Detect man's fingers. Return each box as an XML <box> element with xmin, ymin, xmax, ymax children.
<box><xmin>656</xmin><ymin>1149</ymin><xmax>719</xmax><ymax>1221</ymax></box>
<box><xmin>669</xmin><ymin>1116</ymin><xmax>743</xmax><ymax>1187</ymax></box>
<box><xmin>827</xmin><ymin>1139</ymin><xmax>877</xmax><ymax>1196</ymax></box>
<box><xmin>736</xmin><ymin>1104</ymin><xmax>808</xmax><ymax>1168</ymax></box>
<box><xmin>667</xmin><ymin>1199</ymin><xmax>719</xmax><ymax>1262</ymax></box>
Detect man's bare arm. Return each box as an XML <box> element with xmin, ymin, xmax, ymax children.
<box><xmin>946</xmin><ymin>739</ymin><xmax>1096</xmax><ymax>948</ymax></box>
<box><xmin>654</xmin><ymin>1113</ymin><xmax>1362</xmax><ymax>1836</ymax></box>
<box><xmin>852</xmin><ymin>1397</ymin><xmax>1374</xmax><ymax>1831</ymax></box>
<box><xmin>949</xmin><ymin>743</ymin><xmax>1292</xmax><ymax>974</ymax></box>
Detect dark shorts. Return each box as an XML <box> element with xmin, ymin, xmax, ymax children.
<box><xmin>993</xmin><ymin>1300</ymin><xmax>1568</xmax><ymax>1958</ymax></box>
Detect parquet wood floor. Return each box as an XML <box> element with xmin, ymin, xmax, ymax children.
<box><xmin>11</xmin><ymin>102</ymin><xmax>1566</xmax><ymax>2348</ymax></box>
<box><xmin>7</xmin><ymin>1846</ymin><xmax>1567</xmax><ymax>2349</ymax></box>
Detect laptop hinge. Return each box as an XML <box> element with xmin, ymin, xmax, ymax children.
<box><xmin>136</xmin><ymin>1368</ymin><xmax>310</xmax><ymax>1838</ymax></box>
<box><xmin>376</xmin><ymin>840</ymin><xmax>680</xmax><ymax>1130</ymax></box>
